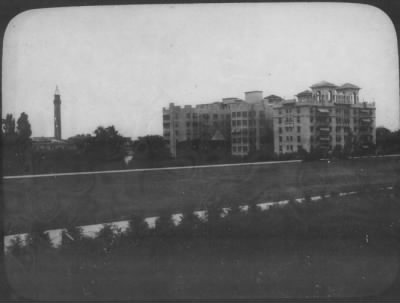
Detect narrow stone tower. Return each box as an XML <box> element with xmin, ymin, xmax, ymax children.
<box><xmin>54</xmin><ymin>86</ymin><xmax>62</xmax><ymax>140</ymax></box>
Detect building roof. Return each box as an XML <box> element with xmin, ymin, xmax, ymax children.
<box><xmin>310</xmin><ymin>81</ymin><xmax>337</xmax><ymax>88</ymax></box>
<box><xmin>296</xmin><ymin>90</ymin><xmax>312</xmax><ymax>96</ymax></box>
<box><xmin>245</xmin><ymin>90</ymin><xmax>263</xmax><ymax>94</ymax></box>
<box><xmin>337</xmin><ymin>83</ymin><xmax>360</xmax><ymax>90</ymax></box>
<box><xmin>264</xmin><ymin>94</ymin><xmax>283</xmax><ymax>100</ymax></box>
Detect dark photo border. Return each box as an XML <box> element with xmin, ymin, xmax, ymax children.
<box><xmin>1</xmin><ymin>0</ymin><xmax>399</xmax><ymax>302</ymax></box>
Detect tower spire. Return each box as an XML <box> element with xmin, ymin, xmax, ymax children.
<box><xmin>53</xmin><ymin>86</ymin><xmax>62</xmax><ymax>140</ymax></box>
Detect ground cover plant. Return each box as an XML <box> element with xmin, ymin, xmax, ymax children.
<box><xmin>5</xmin><ymin>186</ymin><xmax>400</xmax><ymax>300</ymax></box>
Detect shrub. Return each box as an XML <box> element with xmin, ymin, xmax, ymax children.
<box><xmin>7</xmin><ymin>235</ymin><xmax>25</xmax><ymax>258</ymax></box>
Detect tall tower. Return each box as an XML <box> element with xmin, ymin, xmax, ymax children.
<box><xmin>54</xmin><ymin>86</ymin><xmax>62</xmax><ymax>140</ymax></box>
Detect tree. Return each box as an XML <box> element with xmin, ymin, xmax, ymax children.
<box><xmin>126</xmin><ymin>212</ymin><xmax>149</xmax><ymax>241</ymax></box>
<box><xmin>16</xmin><ymin>112</ymin><xmax>32</xmax><ymax>141</ymax></box>
<box><xmin>96</xmin><ymin>224</ymin><xmax>121</xmax><ymax>254</ymax></box>
<box><xmin>2</xmin><ymin>114</ymin><xmax>16</xmax><ymax>136</ymax></box>
<box><xmin>178</xmin><ymin>205</ymin><xmax>204</xmax><ymax>237</ymax></box>
<box><xmin>133</xmin><ymin>135</ymin><xmax>171</xmax><ymax>161</ymax></box>
<box><xmin>25</xmin><ymin>222</ymin><xmax>53</xmax><ymax>252</ymax></box>
<box><xmin>81</xmin><ymin>126</ymin><xmax>126</xmax><ymax>164</ymax></box>
<box><xmin>376</xmin><ymin>127</ymin><xmax>400</xmax><ymax>154</ymax></box>
<box><xmin>7</xmin><ymin>235</ymin><xmax>25</xmax><ymax>258</ymax></box>
<box><xmin>154</xmin><ymin>210</ymin><xmax>175</xmax><ymax>237</ymax></box>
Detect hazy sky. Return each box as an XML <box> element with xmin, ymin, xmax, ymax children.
<box><xmin>2</xmin><ymin>3</ymin><xmax>399</xmax><ymax>139</ymax></box>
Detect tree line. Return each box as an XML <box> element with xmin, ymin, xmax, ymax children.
<box><xmin>3</xmin><ymin>112</ymin><xmax>400</xmax><ymax>175</ymax></box>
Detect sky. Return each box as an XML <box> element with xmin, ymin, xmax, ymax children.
<box><xmin>2</xmin><ymin>3</ymin><xmax>399</xmax><ymax>140</ymax></box>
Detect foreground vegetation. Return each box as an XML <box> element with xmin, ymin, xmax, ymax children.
<box><xmin>5</xmin><ymin>187</ymin><xmax>400</xmax><ymax>300</ymax></box>
<box><xmin>4</xmin><ymin>156</ymin><xmax>400</xmax><ymax>235</ymax></box>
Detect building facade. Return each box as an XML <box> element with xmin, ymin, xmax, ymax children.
<box><xmin>162</xmin><ymin>91</ymin><xmax>276</xmax><ymax>157</ymax></box>
<box><xmin>273</xmin><ymin>81</ymin><xmax>376</xmax><ymax>155</ymax></box>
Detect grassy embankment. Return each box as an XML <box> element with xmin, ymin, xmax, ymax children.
<box><xmin>4</xmin><ymin>156</ymin><xmax>400</xmax><ymax>234</ymax></box>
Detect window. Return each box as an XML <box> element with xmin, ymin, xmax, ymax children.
<box><xmin>232</xmin><ymin>121</ymin><xmax>236</xmax><ymax>126</ymax></box>
<box><xmin>279</xmin><ymin>118</ymin><xmax>282</xmax><ymax>124</ymax></box>
<box><xmin>213</xmin><ymin>114</ymin><xmax>218</xmax><ymax>120</ymax></box>
<box><xmin>297</xmin><ymin>117</ymin><xmax>300</xmax><ymax>123</ymax></box>
<box><xmin>310</xmin><ymin>117</ymin><xmax>314</xmax><ymax>122</ymax></box>
<box><xmin>243</xmin><ymin>111</ymin><xmax>248</xmax><ymax>117</ymax></box>
<box><xmin>237</xmin><ymin>112</ymin><xmax>241</xmax><ymax>117</ymax></box>
<box><xmin>186</xmin><ymin>113</ymin><xmax>191</xmax><ymax>119</ymax></box>
<box><xmin>232</xmin><ymin>112</ymin><xmax>236</xmax><ymax>118</ymax></box>
<box><xmin>279</xmin><ymin>127</ymin><xmax>282</xmax><ymax>134</ymax></box>
<box><xmin>310</xmin><ymin>126</ymin><xmax>314</xmax><ymax>132</ymax></box>
<box><xmin>279</xmin><ymin>136</ymin><xmax>282</xmax><ymax>142</ymax></box>
<box><xmin>279</xmin><ymin>145</ymin><xmax>282</xmax><ymax>152</ymax></box>
<box><xmin>297</xmin><ymin>108</ymin><xmax>300</xmax><ymax>114</ymax></box>
<box><xmin>297</xmin><ymin>126</ymin><xmax>301</xmax><ymax>132</ymax></box>
<box><xmin>243</xmin><ymin>120</ymin><xmax>248</xmax><ymax>126</ymax></box>
<box><xmin>297</xmin><ymin>136</ymin><xmax>301</xmax><ymax>142</ymax></box>
<box><xmin>243</xmin><ymin>146</ymin><xmax>248</xmax><ymax>152</ymax></box>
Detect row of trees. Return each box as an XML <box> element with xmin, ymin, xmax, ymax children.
<box><xmin>3</xmin><ymin>110</ymin><xmax>400</xmax><ymax>175</ymax></box>
<box><xmin>5</xmin><ymin>185</ymin><xmax>400</xmax><ymax>299</ymax></box>
<box><xmin>2</xmin><ymin>113</ymin><xmax>33</xmax><ymax>173</ymax></box>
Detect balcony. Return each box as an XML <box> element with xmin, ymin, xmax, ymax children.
<box><xmin>317</xmin><ymin>108</ymin><xmax>329</xmax><ymax>115</ymax></box>
<box><xmin>318</xmin><ymin>127</ymin><xmax>330</xmax><ymax>132</ymax></box>
<box><xmin>360</xmin><ymin>118</ymin><xmax>372</xmax><ymax>125</ymax></box>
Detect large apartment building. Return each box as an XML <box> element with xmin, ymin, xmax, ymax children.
<box><xmin>272</xmin><ymin>81</ymin><xmax>376</xmax><ymax>155</ymax></box>
<box><xmin>162</xmin><ymin>91</ymin><xmax>277</xmax><ymax>157</ymax></box>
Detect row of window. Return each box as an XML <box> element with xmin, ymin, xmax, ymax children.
<box><xmin>278</xmin><ymin>126</ymin><xmax>301</xmax><ymax>134</ymax></box>
<box><xmin>278</xmin><ymin>108</ymin><xmax>302</xmax><ymax>115</ymax></box>
<box><xmin>276</xmin><ymin>107</ymin><xmax>373</xmax><ymax>116</ymax></box>
<box><xmin>232</xmin><ymin>137</ymin><xmax>249</xmax><ymax>144</ymax></box>
<box><xmin>232</xmin><ymin>145</ymin><xmax>249</xmax><ymax>153</ymax></box>
<box><xmin>278</xmin><ymin>145</ymin><xmax>301</xmax><ymax>152</ymax></box>
<box><xmin>232</xmin><ymin>120</ymin><xmax>258</xmax><ymax>127</ymax></box>
<box><xmin>278</xmin><ymin>117</ymin><xmax>301</xmax><ymax>124</ymax></box>
<box><xmin>279</xmin><ymin>136</ymin><xmax>301</xmax><ymax>143</ymax></box>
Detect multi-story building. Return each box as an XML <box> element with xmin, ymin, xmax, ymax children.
<box><xmin>230</xmin><ymin>91</ymin><xmax>274</xmax><ymax>156</ymax></box>
<box><xmin>162</xmin><ymin>91</ymin><xmax>276</xmax><ymax>157</ymax></box>
<box><xmin>273</xmin><ymin>81</ymin><xmax>376</xmax><ymax>155</ymax></box>
<box><xmin>163</xmin><ymin>101</ymin><xmax>231</xmax><ymax>157</ymax></box>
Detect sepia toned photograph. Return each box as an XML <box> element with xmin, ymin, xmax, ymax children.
<box><xmin>1</xmin><ymin>1</ymin><xmax>400</xmax><ymax>301</ymax></box>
